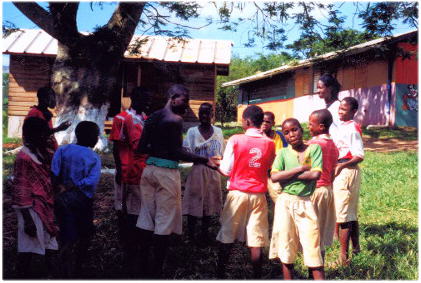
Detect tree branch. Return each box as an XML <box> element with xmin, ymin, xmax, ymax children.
<box><xmin>49</xmin><ymin>2</ymin><xmax>80</xmax><ymax>44</ymax></box>
<box><xmin>12</xmin><ymin>2</ymin><xmax>56</xmax><ymax>37</ymax></box>
<box><xmin>106</xmin><ymin>2</ymin><xmax>145</xmax><ymax>49</ymax></box>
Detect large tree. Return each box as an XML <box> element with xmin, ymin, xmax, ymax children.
<box><xmin>10</xmin><ymin>1</ymin><xmax>417</xmax><ymax>149</ymax></box>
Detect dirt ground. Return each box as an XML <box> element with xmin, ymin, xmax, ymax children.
<box><xmin>363</xmin><ymin>137</ymin><xmax>418</xmax><ymax>153</ymax></box>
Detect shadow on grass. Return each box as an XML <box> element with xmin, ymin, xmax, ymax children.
<box><xmin>363</xmin><ymin>127</ymin><xmax>417</xmax><ymax>140</ymax></box>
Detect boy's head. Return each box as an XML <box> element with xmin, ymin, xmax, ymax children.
<box><xmin>75</xmin><ymin>121</ymin><xmax>100</xmax><ymax>148</ymax></box>
<box><xmin>242</xmin><ymin>105</ymin><xmax>264</xmax><ymax>130</ymax></box>
<box><xmin>22</xmin><ymin>117</ymin><xmax>50</xmax><ymax>148</ymax></box>
<box><xmin>198</xmin><ymin>103</ymin><xmax>213</xmax><ymax>125</ymax></box>
<box><xmin>339</xmin><ymin>97</ymin><xmax>359</xmax><ymax>122</ymax></box>
<box><xmin>308</xmin><ymin>109</ymin><xmax>333</xmax><ymax>136</ymax></box>
<box><xmin>168</xmin><ymin>84</ymin><xmax>190</xmax><ymax>115</ymax></box>
<box><xmin>281</xmin><ymin>118</ymin><xmax>303</xmax><ymax>147</ymax></box>
<box><xmin>261</xmin><ymin>111</ymin><xmax>275</xmax><ymax>134</ymax></box>
<box><xmin>37</xmin><ymin>86</ymin><xmax>56</xmax><ymax>108</ymax></box>
<box><xmin>131</xmin><ymin>87</ymin><xmax>152</xmax><ymax>115</ymax></box>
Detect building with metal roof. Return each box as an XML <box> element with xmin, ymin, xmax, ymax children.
<box><xmin>3</xmin><ymin>29</ymin><xmax>233</xmax><ymax>137</ymax></box>
<box><xmin>222</xmin><ymin>30</ymin><xmax>418</xmax><ymax>128</ymax></box>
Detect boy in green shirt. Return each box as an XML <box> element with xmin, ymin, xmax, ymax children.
<box><xmin>269</xmin><ymin>118</ymin><xmax>325</xmax><ymax>280</ymax></box>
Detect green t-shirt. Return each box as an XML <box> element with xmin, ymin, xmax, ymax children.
<box><xmin>271</xmin><ymin>144</ymin><xmax>323</xmax><ymax>197</ymax></box>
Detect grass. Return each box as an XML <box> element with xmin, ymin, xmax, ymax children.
<box><xmin>2</xmin><ymin>149</ymin><xmax>417</xmax><ymax>279</ymax></box>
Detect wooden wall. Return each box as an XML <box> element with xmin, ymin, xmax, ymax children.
<box><xmin>8</xmin><ymin>55</ymin><xmax>217</xmax><ymax>124</ymax></box>
<box><xmin>8</xmin><ymin>55</ymin><xmax>54</xmax><ymax>116</ymax></box>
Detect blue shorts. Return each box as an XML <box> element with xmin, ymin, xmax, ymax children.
<box><xmin>55</xmin><ymin>189</ymin><xmax>94</xmax><ymax>245</ymax></box>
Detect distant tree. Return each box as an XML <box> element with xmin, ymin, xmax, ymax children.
<box><xmin>215</xmin><ymin>53</ymin><xmax>295</xmax><ymax>124</ymax></box>
<box><xmin>286</xmin><ymin>29</ymin><xmax>377</xmax><ymax>59</ymax></box>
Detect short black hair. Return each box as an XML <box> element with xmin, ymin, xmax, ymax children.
<box><xmin>319</xmin><ymin>74</ymin><xmax>341</xmax><ymax>100</ymax></box>
<box><xmin>243</xmin><ymin>105</ymin><xmax>264</xmax><ymax>127</ymax></box>
<box><xmin>341</xmin><ymin>96</ymin><xmax>359</xmax><ymax>111</ymax></box>
<box><xmin>75</xmin><ymin>121</ymin><xmax>99</xmax><ymax>147</ymax></box>
<box><xmin>311</xmin><ymin>109</ymin><xmax>333</xmax><ymax>128</ymax></box>
<box><xmin>282</xmin><ymin>118</ymin><xmax>303</xmax><ymax>131</ymax></box>
<box><xmin>37</xmin><ymin>86</ymin><xmax>55</xmax><ymax>100</ymax></box>
<box><xmin>263</xmin><ymin>111</ymin><xmax>275</xmax><ymax>122</ymax></box>
<box><xmin>199</xmin><ymin>102</ymin><xmax>213</xmax><ymax>113</ymax></box>
<box><xmin>22</xmin><ymin>117</ymin><xmax>50</xmax><ymax>145</ymax></box>
<box><xmin>167</xmin><ymin>84</ymin><xmax>189</xmax><ymax>100</ymax></box>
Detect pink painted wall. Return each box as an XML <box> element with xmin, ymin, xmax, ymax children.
<box><xmin>338</xmin><ymin>84</ymin><xmax>390</xmax><ymax>126</ymax></box>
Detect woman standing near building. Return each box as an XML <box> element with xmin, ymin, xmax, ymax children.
<box><xmin>316</xmin><ymin>74</ymin><xmax>341</xmax><ymax>139</ymax></box>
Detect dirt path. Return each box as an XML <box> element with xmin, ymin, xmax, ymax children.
<box><xmin>363</xmin><ymin>137</ymin><xmax>417</xmax><ymax>153</ymax></box>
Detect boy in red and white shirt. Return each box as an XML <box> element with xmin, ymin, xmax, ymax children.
<box><xmin>216</xmin><ymin>105</ymin><xmax>275</xmax><ymax>279</ymax></box>
<box><xmin>109</xmin><ymin>87</ymin><xmax>151</xmax><ymax>275</ymax></box>
<box><xmin>307</xmin><ymin>109</ymin><xmax>339</xmax><ymax>261</ymax></box>
<box><xmin>332</xmin><ymin>97</ymin><xmax>364</xmax><ymax>266</ymax></box>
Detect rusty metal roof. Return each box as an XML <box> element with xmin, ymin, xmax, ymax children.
<box><xmin>3</xmin><ymin>29</ymin><xmax>233</xmax><ymax>65</ymax></box>
<box><xmin>222</xmin><ymin>29</ymin><xmax>418</xmax><ymax>87</ymax></box>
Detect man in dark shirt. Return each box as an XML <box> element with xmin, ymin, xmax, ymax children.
<box><xmin>136</xmin><ymin>84</ymin><xmax>218</xmax><ymax>278</ymax></box>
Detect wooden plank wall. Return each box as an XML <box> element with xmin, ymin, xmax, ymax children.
<box><xmin>8</xmin><ymin>55</ymin><xmax>53</xmax><ymax>116</ymax></box>
<box><xmin>294</xmin><ymin>67</ymin><xmax>313</xmax><ymax>97</ymax></box>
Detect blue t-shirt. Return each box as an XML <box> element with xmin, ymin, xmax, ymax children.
<box><xmin>51</xmin><ymin>144</ymin><xmax>101</xmax><ymax>199</ymax></box>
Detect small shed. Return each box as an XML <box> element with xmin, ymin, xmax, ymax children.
<box><xmin>3</xmin><ymin>29</ymin><xmax>233</xmax><ymax>137</ymax></box>
<box><xmin>222</xmin><ymin>30</ymin><xmax>418</xmax><ymax>128</ymax></box>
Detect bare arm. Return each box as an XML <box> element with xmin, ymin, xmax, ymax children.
<box><xmin>297</xmin><ymin>170</ymin><xmax>321</xmax><ymax>181</ymax></box>
<box><xmin>335</xmin><ymin>156</ymin><xmax>364</xmax><ymax>177</ymax></box>
<box><xmin>271</xmin><ymin>165</ymin><xmax>310</xmax><ymax>183</ymax></box>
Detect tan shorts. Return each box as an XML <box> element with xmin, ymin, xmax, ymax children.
<box><xmin>15</xmin><ymin>208</ymin><xmax>58</xmax><ymax>255</ymax></box>
<box><xmin>136</xmin><ymin>165</ymin><xmax>182</xmax><ymax>235</ymax></box>
<box><xmin>269</xmin><ymin>193</ymin><xmax>323</xmax><ymax>267</ymax></box>
<box><xmin>267</xmin><ymin>178</ymin><xmax>282</xmax><ymax>203</ymax></box>
<box><xmin>216</xmin><ymin>190</ymin><xmax>269</xmax><ymax>247</ymax></box>
<box><xmin>310</xmin><ymin>185</ymin><xmax>336</xmax><ymax>251</ymax></box>
<box><xmin>114</xmin><ymin>180</ymin><xmax>142</xmax><ymax>215</ymax></box>
<box><xmin>333</xmin><ymin>167</ymin><xmax>361</xmax><ymax>223</ymax></box>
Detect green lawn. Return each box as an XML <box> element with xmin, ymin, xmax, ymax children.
<box><xmin>2</xmin><ymin>149</ymin><xmax>417</xmax><ymax>279</ymax></box>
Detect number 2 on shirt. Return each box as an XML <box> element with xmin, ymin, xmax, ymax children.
<box><xmin>249</xmin><ymin>148</ymin><xmax>262</xmax><ymax>168</ymax></box>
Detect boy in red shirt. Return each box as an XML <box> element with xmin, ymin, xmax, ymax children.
<box><xmin>109</xmin><ymin>87</ymin><xmax>151</xmax><ymax>275</ymax></box>
<box><xmin>308</xmin><ymin>109</ymin><xmax>339</xmax><ymax>261</ymax></box>
<box><xmin>216</xmin><ymin>105</ymin><xmax>276</xmax><ymax>279</ymax></box>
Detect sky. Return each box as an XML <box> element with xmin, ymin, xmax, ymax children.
<box><xmin>2</xmin><ymin>1</ymin><xmax>417</xmax><ymax>67</ymax></box>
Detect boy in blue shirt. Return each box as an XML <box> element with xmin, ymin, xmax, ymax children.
<box><xmin>52</xmin><ymin>121</ymin><xmax>101</xmax><ymax>278</ymax></box>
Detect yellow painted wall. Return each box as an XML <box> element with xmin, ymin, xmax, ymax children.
<box><xmin>237</xmin><ymin>98</ymin><xmax>295</xmax><ymax>126</ymax></box>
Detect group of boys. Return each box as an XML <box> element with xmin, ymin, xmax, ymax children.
<box><xmin>109</xmin><ymin>82</ymin><xmax>364</xmax><ymax>279</ymax></box>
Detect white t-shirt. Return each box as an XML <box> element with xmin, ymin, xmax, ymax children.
<box><xmin>183</xmin><ymin>125</ymin><xmax>224</xmax><ymax>158</ymax></box>
<box><xmin>327</xmin><ymin>100</ymin><xmax>341</xmax><ymax>140</ymax></box>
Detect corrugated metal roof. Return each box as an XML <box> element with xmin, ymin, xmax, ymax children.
<box><xmin>222</xmin><ymin>29</ymin><xmax>418</xmax><ymax>87</ymax></box>
<box><xmin>2</xmin><ymin>29</ymin><xmax>233</xmax><ymax>65</ymax></box>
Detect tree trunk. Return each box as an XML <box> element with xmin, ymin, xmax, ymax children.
<box><xmin>52</xmin><ymin>40</ymin><xmax>122</xmax><ymax>151</ymax></box>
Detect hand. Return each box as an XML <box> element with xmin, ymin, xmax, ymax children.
<box><xmin>57</xmin><ymin>121</ymin><xmax>71</xmax><ymax>132</ymax></box>
<box><xmin>24</xmin><ymin>220</ymin><xmax>37</xmax><ymax>238</ymax></box>
<box><xmin>209</xmin><ymin>155</ymin><xmax>222</xmax><ymax>167</ymax></box>
<box><xmin>334</xmin><ymin>164</ymin><xmax>344</xmax><ymax>177</ymax></box>
<box><xmin>301</xmin><ymin>165</ymin><xmax>311</xmax><ymax>172</ymax></box>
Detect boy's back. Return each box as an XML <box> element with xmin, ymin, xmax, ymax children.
<box><xmin>308</xmin><ymin>136</ymin><xmax>338</xmax><ymax>187</ymax></box>
<box><xmin>222</xmin><ymin>128</ymin><xmax>276</xmax><ymax>193</ymax></box>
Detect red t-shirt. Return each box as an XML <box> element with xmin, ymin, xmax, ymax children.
<box><xmin>308</xmin><ymin>134</ymin><xmax>339</xmax><ymax>187</ymax></box>
<box><xmin>221</xmin><ymin>128</ymin><xmax>276</xmax><ymax>193</ymax></box>
<box><xmin>109</xmin><ymin>110</ymin><xmax>148</xmax><ymax>184</ymax></box>
<box><xmin>26</xmin><ymin>106</ymin><xmax>58</xmax><ymax>151</ymax></box>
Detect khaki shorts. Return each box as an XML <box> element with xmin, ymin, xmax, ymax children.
<box><xmin>269</xmin><ymin>193</ymin><xmax>323</xmax><ymax>268</ymax></box>
<box><xmin>114</xmin><ymin>180</ymin><xmax>142</xmax><ymax>215</ymax></box>
<box><xmin>136</xmin><ymin>165</ymin><xmax>182</xmax><ymax>235</ymax></box>
<box><xmin>267</xmin><ymin>178</ymin><xmax>282</xmax><ymax>203</ymax></box>
<box><xmin>15</xmin><ymin>208</ymin><xmax>58</xmax><ymax>255</ymax></box>
<box><xmin>333</xmin><ymin>167</ymin><xmax>361</xmax><ymax>223</ymax></box>
<box><xmin>310</xmin><ymin>185</ymin><xmax>336</xmax><ymax>251</ymax></box>
<box><xmin>216</xmin><ymin>190</ymin><xmax>269</xmax><ymax>247</ymax></box>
